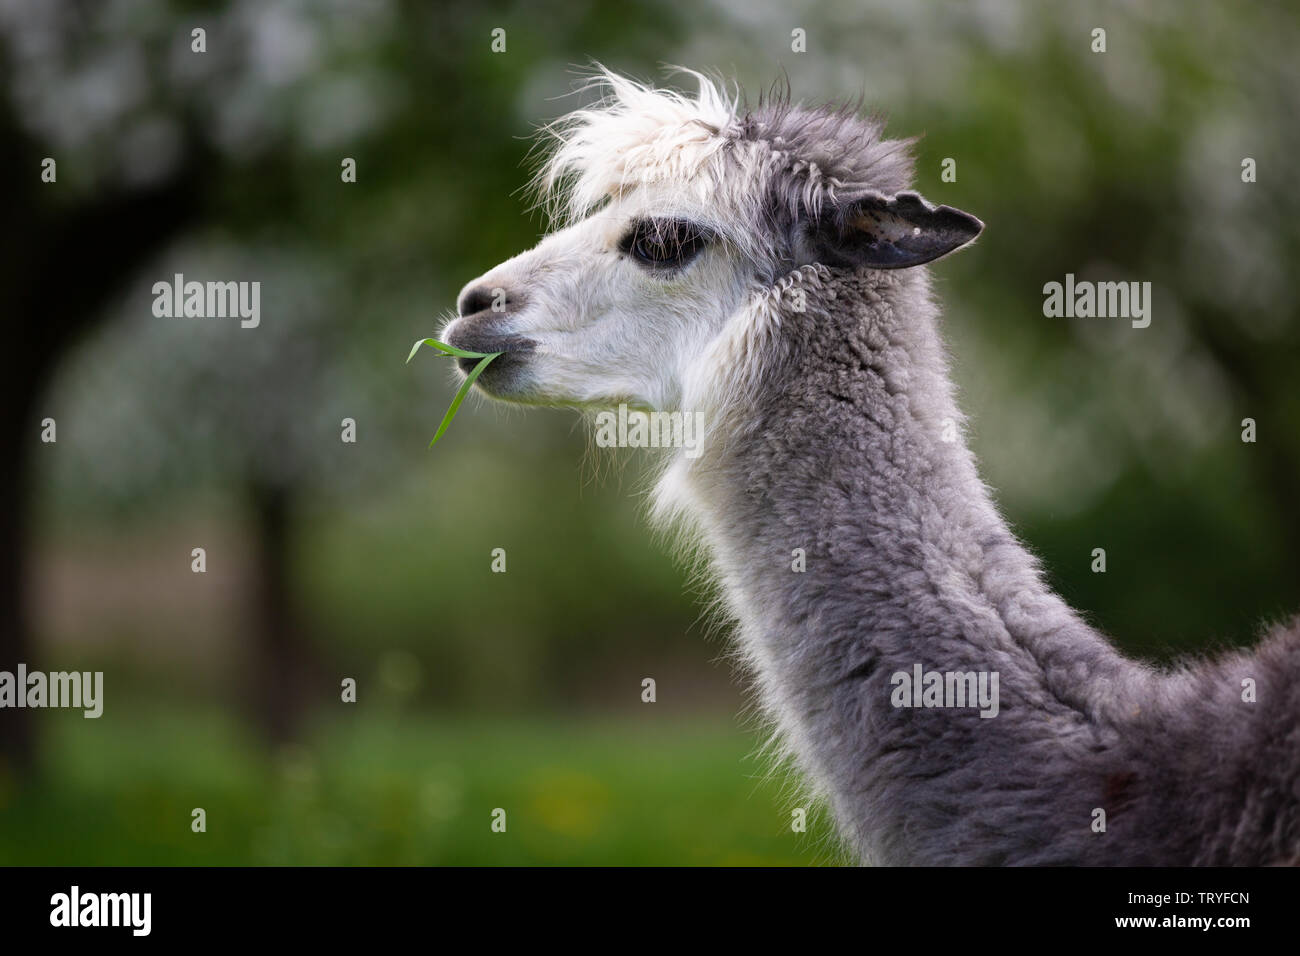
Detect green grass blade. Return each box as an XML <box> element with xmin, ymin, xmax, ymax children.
<box><xmin>428</xmin><ymin>351</ymin><xmax>500</xmax><ymax>447</ymax></box>
<box><xmin>406</xmin><ymin>338</ymin><xmax>431</xmax><ymax>364</ymax></box>
<box><xmin>407</xmin><ymin>336</ymin><xmax>505</xmax><ymax>445</ymax></box>
<box><xmin>407</xmin><ymin>337</ymin><xmax>500</xmax><ymax>363</ymax></box>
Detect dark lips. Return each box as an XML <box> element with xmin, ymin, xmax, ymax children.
<box><xmin>446</xmin><ymin>307</ymin><xmax>538</xmax><ymax>372</ymax></box>
<box><xmin>451</xmin><ymin>335</ymin><xmax>537</xmax><ymax>373</ymax></box>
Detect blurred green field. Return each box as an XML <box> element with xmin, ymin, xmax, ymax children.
<box><xmin>0</xmin><ymin>709</ymin><xmax>837</xmax><ymax>866</ymax></box>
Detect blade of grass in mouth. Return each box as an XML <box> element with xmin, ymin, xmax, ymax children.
<box><xmin>407</xmin><ymin>337</ymin><xmax>503</xmax><ymax>446</ymax></box>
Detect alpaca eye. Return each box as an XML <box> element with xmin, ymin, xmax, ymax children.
<box><xmin>623</xmin><ymin>219</ymin><xmax>708</xmax><ymax>270</ymax></box>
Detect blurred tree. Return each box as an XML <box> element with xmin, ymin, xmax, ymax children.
<box><xmin>7</xmin><ymin>0</ymin><xmax>692</xmax><ymax>766</ymax></box>
<box><xmin>0</xmin><ymin>81</ymin><xmax>213</xmax><ymax>774</ymax></box>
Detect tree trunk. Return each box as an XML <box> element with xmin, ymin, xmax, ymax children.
<box><xmin>0</xmin><ymin>92</ymin><xmax>209</xmax><ymax>778</ymax></box>
<box><xmin>247</xmin><ymin>479</ymin><xmax>311</xmax><ymax>745</ymax></box>
<box><xmin>0</xmin><ymin>409</ymin><xmax>37</xmax><ymax>776</ymax></box>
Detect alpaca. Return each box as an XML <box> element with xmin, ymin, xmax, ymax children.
<box><xmin>439</xmin><ymin>70</ymin><xmax>1300</xmax><ymax>865</ymax></box>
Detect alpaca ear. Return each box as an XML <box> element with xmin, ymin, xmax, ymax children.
<box><xmin>816</xmin><ymin>191</ymin><xmax>983</xmax><ymax>269</ymax></box>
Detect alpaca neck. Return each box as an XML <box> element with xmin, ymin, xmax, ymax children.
<box><xmin>667</xmin><ymin>265</ymin><xmax>1147</xmax><ymax>864</ymax></box>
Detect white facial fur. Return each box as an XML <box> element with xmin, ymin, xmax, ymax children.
<box><xmin>443</xmin><ymin>183</ymin><xmax>755</xmax><ymax>412</ymax></box>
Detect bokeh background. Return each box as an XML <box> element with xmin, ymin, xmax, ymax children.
<box><xmin>1</xmin><ymin>0</ymin><xmax>1297</xmax><ymax>865</ymax></box>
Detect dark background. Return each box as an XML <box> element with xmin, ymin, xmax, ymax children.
<box><xmin>1</xmin><ymin>0</ymin><xmax>1296</xmax><ymax>864</ymax></box>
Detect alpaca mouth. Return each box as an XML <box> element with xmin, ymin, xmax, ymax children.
<box><xmin>453</xmin><ymin>337</ymin><xmax>536</xmax><ymax>373</ymax></box>
<box><xmin>444</xmin><ymin>318</ymin><xmax>538</xmax><ymax>373</ymax></box>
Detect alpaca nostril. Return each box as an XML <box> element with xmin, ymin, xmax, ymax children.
<box><xmin>457</xmin><ymin>284</ymin><xmax>506</xmax><ymax>317</ymax></box>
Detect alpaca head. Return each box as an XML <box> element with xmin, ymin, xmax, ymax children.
<box><xmin>442</xmin><ymin>69</ymin><xmax>982</xmax><ymax>412</ymax></box>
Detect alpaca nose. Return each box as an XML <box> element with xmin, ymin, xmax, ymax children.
<box><xmin>457</xmin><ymin>283</ymin><xmax>511</xmax><ymax>317</ymax></box>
